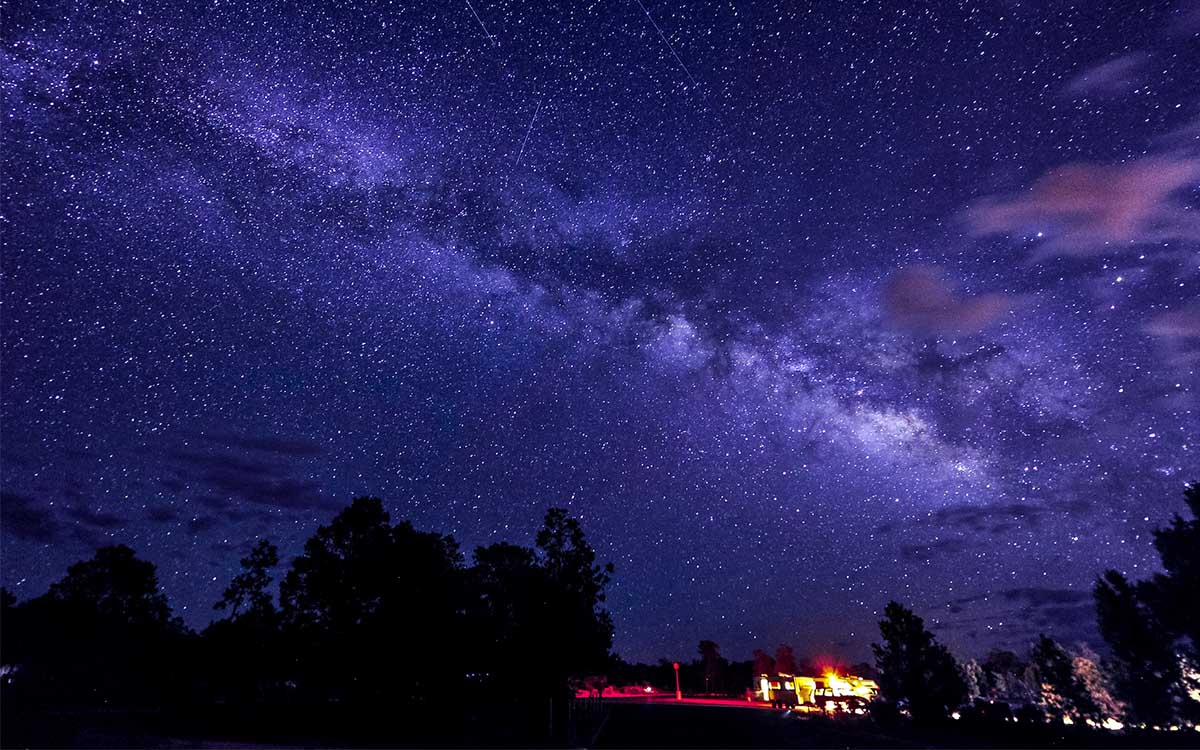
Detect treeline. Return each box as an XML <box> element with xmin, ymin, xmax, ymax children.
<box><xmin>868</xmin><ymin>483</ymin><xmax>1200</xmax><ymax>729</ymax></box>
<box><xmin>2</xmin><ymin>484</ymin><xmax>1197</xmax><ymax>745</ymax></box>
<box><xmin>612</xmin><ymin>483</ymin><xmax>1200</xmax><ymax>733</ymax></box>
<box><xmin>1</xmin><ymin>498</ymin><xmax>614</xmax><ymax>746</ymax></box>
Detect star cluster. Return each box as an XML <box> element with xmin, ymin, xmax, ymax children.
<box><xmin>2</xmin><ymin>0</ymin><xmax>1198</xmax><ymax>663</ymax></box>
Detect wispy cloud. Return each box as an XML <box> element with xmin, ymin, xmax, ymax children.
<box><xmin>1144</xmin><ymin>304</ymin><xmax>1200</xmax><ymax>338</ymax></box>
<box><xmin>966</xmin><ymin>156</ymin><xmax>1200</xmax><ymax>257</ymax></box>
<box><xmin>1061</xmin><ymin>54</ymin><xmax>1145</xmax><ymax>98</ymax></box>
<box><xmin>883</xmin><ymin>266</ymin><xmax>1013</xmax><ymax>335</ymax></box>
<box><xmin>1144</xmin><ymin>303</ymin><xmax>1200</xmax><ymax>368</ymax></box>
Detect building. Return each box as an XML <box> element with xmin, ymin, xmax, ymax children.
<box><xmin>759</xmin><ymin>672</ymin><xmax>879</xmax><ymax>712</ymax></box>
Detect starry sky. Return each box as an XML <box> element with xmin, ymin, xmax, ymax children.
<box><xmin>2</xmin><ymin>0</ymin><xmax>1199</xmax><ymax>664</ymax></box>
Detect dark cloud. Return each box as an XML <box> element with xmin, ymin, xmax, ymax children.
<box><xmin>145</xmin><ymin>506</ymin><xmax>182</xmax><ymax>523</ymax></box>
<box><xmin>940</xmin><ymin>587</ymin><xmax>1098</xmax><ymax>644</ymax></box>
<box><xmin>879</xmin><ymin>500</ymin><xmax>1091</xmax><ymax>536</ymax></box>
<box><xmin>159</xmin><ymin>477</ymin><xmax>187</xmax><ymax>493</ymax></box>
<box><xmin>946</xmin><ymin>586</ymin><xmax>1090</xmax><ymax>611</ymax></box>
<box><xmin>998</xmin><ymin>587</ymin><xmax>1091</xmax><ymax>607</ymax></box>
<box><xmin>196</xmin><ymin>494</ymin><xmax>233</xmax><ymax>511</ymax></box>
<box><xmin>883</xmin><ymin>266</ymin><xmax>1012</xmax><ymax>336</ymax></box>
<box><xmin>911</xmin><ymin>344</ymin><xmax>1007</xmax><ymax>378</ymax></box>
<box><xmin>198</xmin><ymin>432</ymin><xmax>326</xmax><ymax>458</ymax></box>
<box><xmin>187</xmin><ymin>515</ymin><xmax>219</xmax><ymax>533</ymax></box>
<box><xmin>63</xmin><ymin>504</ymin><xmax>128</xmax><ymax>529</ymax></box>
<box><xmin>1167</xmin><ymin>1</ymin><xmax>1200</xmax><ymax>36</ymax></box>
<box><xmin>164</xmin><ymin>443</ymin><xmax>330</xmax><ymax>512</ymax></box>
<box><xmin>899</xmin><ymin>537</ymin><xmax>968</xmax><ymax>562</ymax></box>
<box><xmin>1</xmin><ymin>491</ymin><xmax>62</xmax><ymax>542</ymax></box>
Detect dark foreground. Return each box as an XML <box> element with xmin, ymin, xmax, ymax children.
<box><xmin>592</xmin><ymin>700</ymin><xmax>1200</xmax><ymax>749</ymax></box>
<box><xmin>5</xmin><ymin>699</ymin><xmax>1200</xmax><ymax>749</ymax></box>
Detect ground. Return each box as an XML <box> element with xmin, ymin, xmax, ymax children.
<box><xmin>590</xmin><ymin>698</ymin><xmax>1200</xmax><ymax>749</ymax></box>
<box><xmin>5</xmin><ymin>697</ymin><xmax>1200</xmax><ymax>748</ymax></box>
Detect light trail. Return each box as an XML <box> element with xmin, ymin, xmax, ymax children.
<box><xmin>632</xmin><ymin>0</ymin><xmax>698</xmax><ymax>88</ymax></box>
<box><xmin>465</xmin><ymin>0</ymin><xmax>498</xmax><ymax>47</ymax></box>
<box><xmin>513</xmin><ymin>98</ymin><xmax>542</xmax><ymax>169</ymax></box>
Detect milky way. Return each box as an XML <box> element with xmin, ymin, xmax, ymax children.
<box><xmin>2</xmin><ymin>0</ymin><xmax>1198</xmax><ymax>663</ymax></box>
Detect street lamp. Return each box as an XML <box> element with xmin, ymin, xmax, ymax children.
<box><xmin>673</xmin><ymin>661</ymin><xmax>681</xmax><ymax>701</ymax></box>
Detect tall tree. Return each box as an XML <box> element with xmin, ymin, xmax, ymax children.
<box><xmin>280</xmin><ymin>497</ymin><xmax>397</xmax><ymax>632</ymax></box>
<box><xmin>1146</xmin><ymin>483</ymin><xmax>1200</xmax><ymax>658</ymax></box>
<box><xmin>872</xmin><ymin>601</ymin><xmax>967</xmax><ymax>723</ymax></box>
<box><xmin>1094</xmin><ymin>570</ymin><xmax>1181</xmax><ymax>726</ymax></box>
<box><xmin>963</xmin><ymin>659</ymin><xmax>985</xmax><ymax>703</ymax></box>
<box><xmin>752</xmin><ymin>648</ymin><xmax>776</xmax><ymax>676</ymax></box>
<box><xmin>7</xmin><ymin>545</ymin><xmax>184</xmax><ymax>704</ymax></box>
<box><xmin>279</xmin><ymin>497</ymin><xmax>466</xmax><ymax>705</ymax></box>
<box><xmin>1071</xmin><ymin>644</ymin><xmax>1123</xmax><ymax>721</ymax></box>
<box><xmin>775</xmin><ymin>643</ymin><xmax>798</xmax><ymax>674</ymax></box>
<box><xmin>698</xmin><ymin>640</ymin><xmax>722</xmax><ymax>693</ymax></box>
<box><xmin>471</xmin><ymin>541</ymin><xmax>548</xmax><ymax>692</ymax></box>
<box><xmin>979</xmin><ymin>649</ymin><xmax>1036</xmax><ymax>706</ymax></box>
<box><xmin>46</xmin><ymin>544</ymin><xmax>175</xmax><ymax>627</ymax></box>
<box><xmin>205</xmin><ymin>539</ymin><xmax>283</xmax><ymax>703</ymax></box>
<box><xmin>1030</xmin><ymin>635</ymin><xmax>1099</xmax><ymax>723</ymax></box>
<box><xmin>1094</xmin><ymin>482</ymin><xmax>1200</xmax><ymax>726</ymax></box>
<box><xmin>215</xmin><ymin>539</ymin><xmax>279</xmax><ymax>620</ymax></box>
<box><xmin>534</xmin><ymin>507</ymin><xmax>615</xmax><ymax>679</ymax></box>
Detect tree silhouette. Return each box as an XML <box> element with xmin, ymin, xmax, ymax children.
<box><xmin>47</xmin><ymin>544</ymin><xmax>175</xmax><ymax>627</ymax></box>
<box><xmin>977</xmin><ymin>649</ymin><xmax>1036</xmax><ymax>706</ymax></box>
<box><xmin>215</xmin><ymin>539</ymin><xmax>279</xmax><ymax>620</ymax></box>
<box><xmin>1</xmin><ymin>498</ymin><xmax>624</xmax><ymax>746</ymax></box>
<box><xmin>1146</xmin><ymin>483</ymin><xmax>1200</xmax><ymax>660</ymax></box>
<box><xmin>464</xmin><ymin>508</ymin><xmax>615</xmax><ymax>743</ymax></box>
<box><xmin>533</xmin><ymin>507</ymin><xmax>616</xmax><ymax>681</ymax></box>
<box><xmin>205</xmin><ymin>539</ymin><xmax>283</xmax><ymax>704</ymax></box>
<box><xmin>1072</xmin><ymin>644</ymin><xmax>1123</xmax><ymax>721</ymax></box>
<box><xmin>752</xmin><ymin>648</ymin><xmax>775</xmax><ymax>676</ymax></box>
<box><xmin>1030</xmin><ymin>635</ymin><xmax>1098</xmax><ymax>723</ymax></box>
<box><xmin>280</xmin><ymin>497</ymin><xmax>398</xmax><ymax>632</ymax></box>
<box><xmin>1094</xmin><ymin>482</ymin><xmax>1200</xmax><ymax>726</ymax></box>
<box><xmin>279</xmin><ymin>497</ymin><xmax>466</xmax><ymax>706</ymax></box>
<box><xmin>4</xmin><ymin>545</ymin><xmax>185</xmax><ymax>705</ymax></box>
<box><xmin>1094</xmin><ymin>570</ymin><xmax>1181</xmax><ymax>725</ymax></box>
<box><xmin>471</xmin><ymin>541</ymin><xmax>549</xmax><ymax>693</ymax></box>
<box><xmin>775</xmin><ymin>643</ymin><xmax>798</xmax><ymax>674</ymax></box>
<box><xmin>872</xmin><ymin>601</ymin><xmax>967</xmax><ymax>723</ymax></box>
<box><xmin>698</xmin><ymin>640</ymin><xmax>722</xmax><ymax>693</ymax></box>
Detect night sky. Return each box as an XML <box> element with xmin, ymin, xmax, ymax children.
<box><xmin>2</xmin><ymin>0</ymin><xmax>1198</xmax><ymax>664</ymax></box>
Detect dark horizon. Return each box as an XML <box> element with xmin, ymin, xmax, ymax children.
<box><xmin>4</xmin><ymin>0</ymin><xmax>1200</xmax><ymax>668</ymax></box>
<box><xmin>0</xmin><ymin>491</ymin><xmax>1148</xmax><ymax>667</ymax></box>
